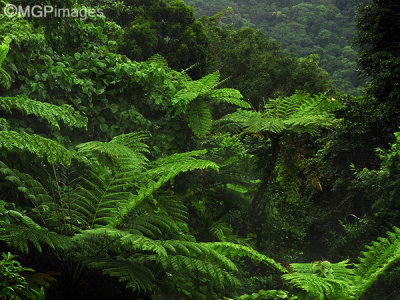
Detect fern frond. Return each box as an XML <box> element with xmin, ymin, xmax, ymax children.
<box><xmin>207</xmin><ymin>88</ymin><xmax>250</xmax><ymax>109</ymax></box>
<box><xmin>0</xmin><ymin>131</ymin><xmax>73</xmax><ymax>166</ymax></box>
<box><xmin>121</xmin><ymin>234</ymin><xmax>168</xmax><ymax>256</ymax></box>
<box><xmin>71</xmin><ymin>169</ymin><xmax>136</xmax><ymax>228</ymax></box>
<box><xmin>158</xmin><ymin>195</ymin><xmax>189</xmax><ymax>224</ymax></box>
<box><xmin>353</xmin><ymin>226</ymin><xmax>400</xmax><ymax>298</ymax></box>
<box><xmin>0</xmin><ymin>36</ymin><xmax>11</xmax><ymax>68</ymax></box>
<box><xmin>0</xmin><ymin>96</ymin><xmax>88</xmax><ymax>130</ymax></box>
<box><xmin>147</xmin><ymin>54</ymin><xmax>170</xmax><ymax>72</ymax></box>
<box><xmin>110</xmin><ymin>132</ymin><xmax>149</xmax><ymax>155</ymax></box>
<box><xmin>77</xmin><ymin>132</ymin><xmax>148</xmax><ymax>170</ymax></box>
<box><xmin>212</xmin><ymin>118</ymin><xmax>244</xmax><ymax>134</ymax></box>
<box><xmin>218</xmin><ymin>110</ymin><xmax>273</xmax><ymax>134</ymax></box>
<box><xmin>160</xmin><ymin>240</ymin><xmax>237</xmax><ymax>272</ymax></box>
<box><xmin>187</xmin><ymin>99</ymin><xmax>212</xmax><ymax>138</ymax></box>
<box><xmin>147</xmin><ymin>150</ymin><xmax>219</xmax><ymax>176</ymax></box>
<box><xmin>0</xmin><ymin>160</ymin><xmax>51</xmax><ymax>215</ymax></box>
<box><xmin>173</xmin><ymin>71</ymin><xmax>248</xmax><ymax>110</ymax></box>
<box><xmin>85</xmin><ymin>256</ymin><xmax>155</xmax><ymax>293</ymax></box>
<box><xmin>173</xmin><ymin>71</ymin><xmax>221</xmax><ymax>105</ymax></box>
<box><xmin>197</xmin><ymin>71</ymin><xmax>221</xmax><ymax>92</ymax></box>
<box><xmin>62</xmin><ymin>231</ymin><xmax>243</xmax><ymax>294</ymax></box>
<box><xmin>282</xmin><ymin>260</ymin><xmax>354</xmax><ymax>299</ymax></box>
<box><xmin>129</xmin><ymin>214</ymin><xmax>180</xmax><ymax>239</ymax></box>
<box><xmin>219</xmin><ymin>92</ymin><xmax>341</xmax><ymax>136</ymax></box>
<box><xmin>0</xmin><ymin>68</ymin><xmax>11</xmax><ymax>90</ymax></box>
<box><xmin>155</xmin><ymin>254</ymin><xmax>240</xmax><ymax>289</ymax></box>
<box><xmin>0</xmin><ymin>36</ymin><xmax>11</xmax><ymax>89</ymax></box>
<box><xmin>207</xmin><ymin>242</ymin><xmax>288</xmax><ymax>274</ymax></box>
<box><xmin>0</xmin><ymin>212</ymin><xmax>72</xmax><ymax>253</ymax></box>
<box><xmin>73</xmin><ymin>228</ymin><xmax>168</xmax><ymax>256</ymax></box>
<box><xmin>113</xmin><ymin>150</ymin><xmax>219</xmax><ymax>227</ymax></box>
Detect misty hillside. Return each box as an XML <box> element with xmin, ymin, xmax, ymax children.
<box><xmin>185</xmin><ymin>0</ymin><xmax>366</xmax><ymax>94</ymax></box>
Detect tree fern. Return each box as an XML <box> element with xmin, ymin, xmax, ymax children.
<box><xmin>353</xmin><ymin>226</ymin><xmax>400</xmax><ymax>298</ymax></box>
<box><xmin>172</xmin><ymin>71</ymin><xmax>250</xmax><ymax>137</ymax></box>
<box><xmin>173</xmin><ymin>71</ymin><xmax>221</xmax><ymax>106</ymax></box>
<box><xmin>208</xmin><ymin>242</ymin><xmax>287</xmax><ymax>274</ymax></box>
<box><xmin>156</xmin><ymin>254</ymin><xmax>240</xmax><ymax>288</ymax></box>
<box><xmin>114</xmin><ymin>150</ymin><xmax>219</xmax><ymax>227</ymax></box>
<box><xmin>282</xmin><ymin>260</ymin><xmax>354</xmax><ymax>299</ymax></box>
<box><xmin>216</xmin><ymin>92</ymin><xmax>343</xmax><ymax>248</ymax></box>
<box><xmin>84</xmin><ymin>256</ymin><xmax>155</xmax><ymax>294</ymax></box>
<box><xmin>147</xmin><ymin>54</ymin><xmax>171</xmax><ymax>73</ymax></box>
<box><xmin>157</xmin><ymin>194</ymin><xmax>189</xmax><ymax>224</ymax></box>
<box><xmin>0</xmin><ymin>36</ymin><xmax>11</xmax><ymax>68</ymax></box>
<box><xmin>0</xmin><ymin>36</ymin><xmax>11</xmax><ymax>89</ymax></box>
<box><xmin>73</xmin><ymin>228</ymin><xmax>242</xmax><ymax>294</ymax></box>
<box><xmin>0</xmin><ymin>211</ymin><xmax>72</xmax><ymax>254</ymax></box>
<box><xmin>0</xmin><ymin>131</ymin><xmax>73</xmax><ymax>166</ymax></box>
<box><xmin>0</xmin><ymin>133</ymin><xmax>281</xmax><ymax>298</ymax></box>
<box><xmin>71</xmin><ymin>169</ymin><xmax>135</xmax><ymax>228</ymax></box>
<box><xmin>128</xmin><ymin>214</ymin><xmax>181</xmax><ymax>239</ymax></box>
<box><xmin>219</xmin><ymin>92</ymin><xmax>342</xmax><ymax>136</ymax></box>
<box><xmin>0</xmin><ymin>160</ymin><xmax>49</xmax><ymax>203</ymax></box>
<box><xmin>187</xmin><ymin>99</ymin><xmax>212</xmax><ymax>138</ymax></box>
<box><xmin>246</xmin><ymin>227</ymin><xmax>400</xmax><ymax>299</ymax></box>
<box><xmin>76</xmin><ymin>132</ymin><xmax>148</xmax><ymax>170</ymax></box>
<box><xmin>144</xmin><ymin>57</ymin><xmax>249</xmax><ymax>138</ymax></box>
<box><xmin>0</xmin><ymin>96</ymin><xmax>88</xmax><ymax>131</ymax></box>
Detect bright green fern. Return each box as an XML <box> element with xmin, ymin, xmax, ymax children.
<box><xmin>218</xmin><ymin>91</ymin><xmax>343</xmax><ymax>136</ymax></box>
<box><xmin>0</xmin><ymin>36</ymin><xmax>11</xmax><ymax>89</ymax></box>
<box><xmin>173</xmin><ymin>71</ymin><xmax>250</xmax><ymax>138</ymax></box>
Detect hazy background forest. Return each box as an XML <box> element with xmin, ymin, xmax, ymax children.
<box><xmin>185</xmin><ymin>0</ymin><xmax>367</xmax><ymax>94</ymax></box>
<box><xmin>0</xmin><ymin>0</ymin><xmax>400</xmax><ymax>299</ymax></box>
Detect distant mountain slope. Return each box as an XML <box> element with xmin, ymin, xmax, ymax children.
<box><xmin>184</xmin><ymin>0</ymin><xmax>366</xmax><ymax>94</ymax></box>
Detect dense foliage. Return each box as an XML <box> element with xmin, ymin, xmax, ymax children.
<box><xmin>0</xmin><ymin>0</ymin><xmax>399</xmax><ymax>299</ymax></box>
<box><xmin>185</xmin><ymin>0</ymin><xmax>366</xmax><ymax>94</ymax></box>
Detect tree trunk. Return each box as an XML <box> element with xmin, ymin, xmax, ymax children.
<box><xmin>249</xmin><ymin>135</ymin><xmax>280</xmax><ymax>249</ymax></box>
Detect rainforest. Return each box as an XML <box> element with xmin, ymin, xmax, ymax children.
<box><xmin>0</xmin><ymin>0</ymin><xmax>399</xmax><ymax>299</ymax></box>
